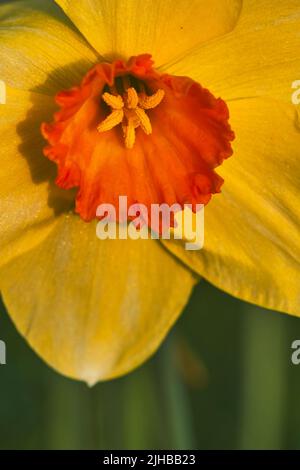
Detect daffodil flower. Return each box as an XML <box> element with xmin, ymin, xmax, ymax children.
<box><xmin>0</xmin><ymin>0</ymin><xmax>299</xmax><ymax>385</ymax></box>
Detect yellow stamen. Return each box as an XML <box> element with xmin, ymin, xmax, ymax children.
<box><xmin>126</xmin><ymin>87</ymin><xmax>139</xmax><ymax>109</ymax></box>
<box><xmin>97</xmin><ymin>81</ymin><xmax>165</xmax><ymax>148</ymax></box>
<box><xmin>97</xmin><ymin>109</ymin><xmax>124</xmax><ymax>132</ymax></box>
<box><xmin>135</xmin><ymin>107</ymin><xmax>152</xmax><ymax>135</ymax></box>
<box><xmin>123</xmin><ymin>119</ymin><xmax>136</xmax><ymax>149</ymax></box>
<box><xmin>102</xmin><ymin>92</ymin><xmax>124</xmax><ymax>110</ymax></box>
<box><xmin>138</xmin><ymin>89</ymin><xmax>165</xmax><ymax>109</ymax></box>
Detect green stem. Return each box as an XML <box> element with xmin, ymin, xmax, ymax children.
<box><xmin>239</xmin><ymin>306</ymin><xmax>287</xmax><ymax>449</ymax></box>
<box><xmin>46</xmin><ymin>376</ymin><xmax>94</xmax><ymax>449</ymax></box>
<box><xmin>162</xmin><ymin>336</ymin><xmax>195</xmax><ymax>449</ymax></box>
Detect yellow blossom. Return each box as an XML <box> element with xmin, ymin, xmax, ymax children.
<box><xmin>0</xmin><ymin>0</ymin><xmax>299</xmax><ymax>385</ymax></box>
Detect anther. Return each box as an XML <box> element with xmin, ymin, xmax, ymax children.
<box><xmin>97</xmin><ymin>79</ymin><xmax>165</xmax><ymax>148</ymax></box>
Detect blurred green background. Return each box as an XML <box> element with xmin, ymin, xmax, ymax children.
<box><xmin>0</xmin><ymin>280</ymin><xmax>300</xmax><ymax>450</ymax></box>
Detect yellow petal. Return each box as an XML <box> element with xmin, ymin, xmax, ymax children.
<box><xmin>0</xmin><ymin>0</ymin><xmax>98</xmax><ymax>93</ymax></box>
<box><xmin>162</xmin><ymin>0</ymin><xmax>300</xmax><ymax>103</ymax></box>
<box><xmin>0</xmin><ymin>215</ymin><xmax>196</xmax><ymax>384</ymax></box>
<box><xmin>163</xmin><ymin>98</ymin><xmax>300</xmax><ymax>316</ymax></box>
<box><xmin>55</xmin><ymin>0</ymin><xmax>242</xmax><ymax>66</ymax></box>
<box><xmin>0</xmin><ymin>86</ymin><xmax>72</xmax><ymax>267</ymax></box>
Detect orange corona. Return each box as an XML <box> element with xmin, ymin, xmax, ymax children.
<box><xmin>41</xmin><ymin>54</ymin><xmax>235</xmax><ymax>224</ymax></box>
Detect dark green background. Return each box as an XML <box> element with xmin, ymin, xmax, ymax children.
<box><xmin>0</xmin><ymin>280</ymin><xmax>299</xmax><ymax>450</ymax></box>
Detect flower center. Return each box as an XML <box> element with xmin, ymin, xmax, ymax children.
<box><xmin>41</xmin><ymin>54</ymin><xmax>235</xmax><ymax>225</ymax></box>
<box><xmin>97</xmin><ymin>77</ymin><xmax>165</xmax><ymax>149</ymax></box>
